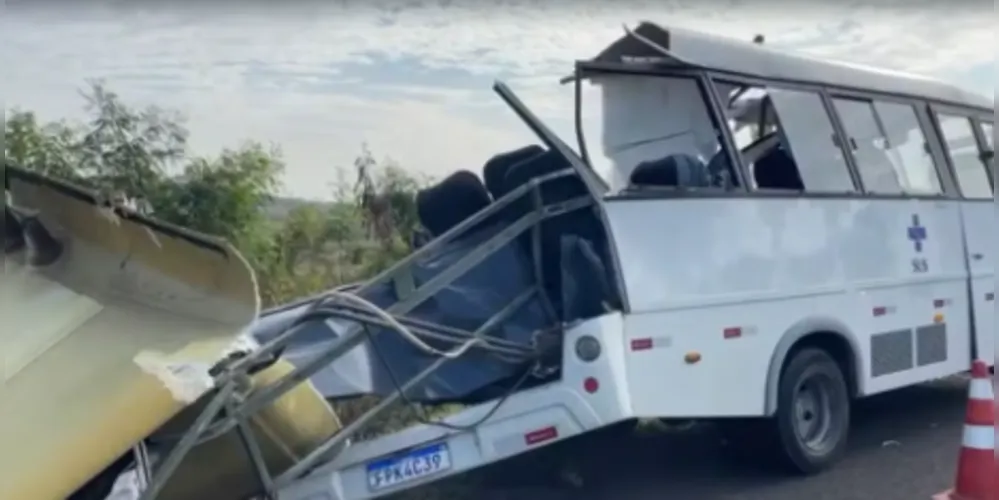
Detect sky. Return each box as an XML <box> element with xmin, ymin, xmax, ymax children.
<box><xmin>2</xmin><ymin>0</ymin><xmax>994</xmax><ymax>200</ymax></box>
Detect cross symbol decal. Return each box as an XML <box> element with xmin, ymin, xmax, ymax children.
<box><xmin>907</xmin><ymin>214</ymin><xmax>927</xmax><ymax>253</ymax></box>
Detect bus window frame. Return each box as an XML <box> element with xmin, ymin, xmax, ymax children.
<box><xmin>576</xmin><ymin>60</ymin><xmax>993</xmax><ymax>203</ymax></box>
<box><xmin>713</xmin><ymin>78</ymin><xmax>862</xmax><ymax>195</ymax></box>
<box><xmin>928</xmin><ymin>104</ymin><xmax>994</xmax><ymax>199</ymax></box>
<box><xmin>575</xmin><ymin>63</ymin><xmax>749</xmax><ymax>192</ymax></box>
<box><xmin>824</xmin><ymin>92</ymin><xmax>949</xmax><ymax>197</ymax></box>
<box><xmin>970</xmin><ymin>117</ymin><xmax>994</xmax><ymax>188</ymax></box>
<box><xmin>975</xmin><ymin>119</ymin><xmax>994</xmax><ymax>149</ymax></box>
<box><xmin>827</xmin><ymin>95</ymin><xmax>904</xmax><ymax>194</ymax></box>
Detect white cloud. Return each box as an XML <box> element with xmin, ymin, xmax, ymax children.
<box><xmin>9</xmin><ymin>2</ymin><xmax>991</xmax><ymax>88</ymax></box>
<box><xmin>2</xmin><ymin>1</ymin><xmax>993</xmax><ymax>199</ymax></box>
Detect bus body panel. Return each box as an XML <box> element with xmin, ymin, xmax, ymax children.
<box><xmin>603</xmin><ymin>196</ymin><xmax>973</xmax><ymax>418</ymax></box>
<box><xmin>959</xmin><ymin>201</ymin><xmax>995</xmax><ymax>363</ymax></box>
<box><xmin>620</xmin><ymin>295</ymin><xmax>864</xmax><ymax>418</ymax></box>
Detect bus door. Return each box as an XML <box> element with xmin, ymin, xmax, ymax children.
<box><xmin>935</xmin><ymin>111</ymin><xmax>995</xmax><ymax>364</ymax></box>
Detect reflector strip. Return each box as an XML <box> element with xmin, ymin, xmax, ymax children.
<box><xmin>524</xmin><ymin>426</ymin><xmax>558</xmax><ymax>446</ymax></box>
<box><xmin>968</xmin><ymin>378</ymin><xmax>994</xmax><ymax>401</ymax></box>
<box><xmin>631</xmin><ymin>338</ymin><xmax>653</xmax><ymax>351</ymax></box>
<box><xmin>961</xmin><ymin>425</ymin><xmax>995</xmax><ymax>451</ymax></box>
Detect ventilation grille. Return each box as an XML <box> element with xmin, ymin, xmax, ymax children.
<box><xmin>870</xmin><ymin>329</ymin><xmax>914</xmax><ymax>377</ymax></box>
<box><xmin>916</xmin><ymin>323</ymin><xmax>948</xmax><ymax>366</ymax></box>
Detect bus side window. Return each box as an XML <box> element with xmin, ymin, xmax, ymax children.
<box><xmin>870</xmin><ymin>100</ymin><xmax>943</xmax><ymax>195</ymax></box>
<box><xmin>592</xmin><ymin>74</ymin><xmax>739</xmax><ymax>190</ymax></box>
<box><xmin>980</xmin><ymin>121</ymin><xmax>994</xmax><ymax>160</ymax></box>
<box><xmin>715</xmin><ymin>82</ymin><xmax>855</xmax><ymax>193</ymax></box>
<box><xmin>937</xmin><ymin>114</ymin><xmax>992</xmax><ymax>199</ymax></box>
<box><xmin>831</xmin><ymin>98</ymin><xmax>904</xmax><ymax>195</ymax></box>
<box><xmin>982</xmin><ymin>122</ymin><xmax>996</xmax><ymax>151</ymax></box>
<box><xmin>766</xmin><ymin>89</ymin><xmax>857</xmax><ymax>193</ymax></box>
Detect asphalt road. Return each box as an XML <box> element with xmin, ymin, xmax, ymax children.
<box><xmin>403</xmin><ymin>376</ymin><xmax>971</xmax><ymax>500</ymax></box>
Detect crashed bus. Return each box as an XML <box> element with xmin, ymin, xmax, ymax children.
<box><xmin>2</xmin><ymin>20</ymin><xmax>993</xmax><ymax>500</ymax></box>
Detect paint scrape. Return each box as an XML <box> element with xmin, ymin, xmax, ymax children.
<box><xmin>133</xmin><ymin>351</ymin><xmax>215</xmax><ymax>404</ymax></box>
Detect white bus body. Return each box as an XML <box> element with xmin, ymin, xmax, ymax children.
<box><xmin>584</xmin><ymin>23</ymin><xmax>994</xmax><ymax>418</ymax></box>
<box><xmin>88</xmin><ymin>21</ymin><xmax>993</xmax><ymax>500</ymax></box>
<box><xmin>278</xmin><ymin>23</ymin><xmax>993</xmax><ymax>500</ymax></box>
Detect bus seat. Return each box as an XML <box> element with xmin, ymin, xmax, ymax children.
<box><xmin>502</xmin><ymin>151</ymin><xmax>616</xmax><ymax>319</ymax></box>
<box><xmin>706</xmin><ymin>151</ymin><xmax>734</xmax><ymax>188</ymax></box>
<box><xmin>483</xmin><ymin>145</ymin><xmax>545</xmax><ymax>200</ymax></box>
<box><xmin>754</xmin><ymin>148</ymin><xmax>803</xmax><ymax>190</ymax></box>
<box><xmin>560</xmin><ymin>234</ymin><xmax>614</xmax><ymax>322</ymax></box>
<box><xmin>409</xmin><ymin>226</ymin><xmax>432</xmax><ymax>250</ymax></box>
<box><xmin>415</xmin><ymin>170</ymin><xmax>491</xmax><ymax>237</ymax></box>
<box><xmin>629</xmin><ymin>154</ymin><xmax>711</xmax><ymax>188</ymax></box>
<box><xmin>502</xmin><ymin>150</ymin><xmax>588</xmax><ymax>221</ymax></box>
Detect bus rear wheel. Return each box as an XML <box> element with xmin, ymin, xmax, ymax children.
<box><xmin>719</xmin><ymin>348</ymin><xmax>850</xmax><ymax>475</ymax></box>
<box><xmin>773</xmin><ymin>347</ymin><xmax>851</xmax><ymax>474</ymax></box>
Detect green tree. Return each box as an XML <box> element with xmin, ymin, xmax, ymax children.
<box><xmin>5</xmin><ymin>80</ymin><xmax>428</xmax><ymax>307</ymax></box>
<box><xmin>5</xmin><ymin>110</ymin><xmax>82</xmax><ymax>181</ymax></box>
<box><xmin>150</xmin><ymin>143</ymin><xmax>284</xmax><ymax>245</ymax></box>
<box><xmin>74</xmin><ymin>82</ymin><xmax>188</xmax><ymax>197</ymax></box>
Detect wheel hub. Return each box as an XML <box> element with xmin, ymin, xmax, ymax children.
<box><xmin>792</xmin><ymin>377</ymin><xmax>837</xmax><ymax>452</ymax></box>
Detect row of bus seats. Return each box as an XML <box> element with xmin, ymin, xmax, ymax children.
<box><xmin>629</xmin><ymin>154</ymin><xmax>714</xmax><ymax>188</ymax></box>
<box><xmin>413</xmin><ymin>146</ymin><xmax>618</xmax><ymax>322</ymax></box>
<box><xmin>628</xmin><ymin>142</ymin><xmax>805</xmax><ymax>191</ymax></box>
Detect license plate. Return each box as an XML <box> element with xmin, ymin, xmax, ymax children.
<box><xmin>366</xmin><ymin>442</ymin><xmax>451</xmax><ymax>491</ymax></box>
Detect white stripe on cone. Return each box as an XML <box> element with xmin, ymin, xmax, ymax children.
<box><xmin>962</xmin><ymin>424</ymin><xmax>995</xmax><ymax>451</ymax></box>
<box><xmin>968</xmin><ymin>378</ymin><xmax>994</xmax><ymax>400</ymax></box>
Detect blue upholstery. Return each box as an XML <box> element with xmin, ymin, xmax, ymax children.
<box><xmin>501</xmin><ymin>150</ymin><xmax>619</xmax><ymax>318</ymax></box>
<box><xmin>629</xmin><ymin>154</ymin><xmax>711</xmax><ymax>188</ymax></box>
<box><xmin>706</xmin><ymin>151</ymin><xmax>734</xmax><ymax>188</ymax></box>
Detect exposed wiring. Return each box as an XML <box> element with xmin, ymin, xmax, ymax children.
<box><xmin>303</xmin><ymin>291</ymin><xmax>485</xmax><ymax>359</ymax></box>
<box><xmin>305</xmin><ymin>289</ymin><xmax>542</xmax><ymax>432</ymax></box>
<box><xmin>148</xmin><ymin>289</ymin><xmax>545</xmax><ymax>454</ymax></box>
<box><xmin>363</xmin><ymin>320</ymin><xmax>538</xmax><ymax>433</ymax></box>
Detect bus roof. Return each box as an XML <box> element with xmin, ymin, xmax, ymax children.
<box><xmin>576</xmin><ymin>22</ymin><xmax>993</xmax><ymax>111</ymax></box>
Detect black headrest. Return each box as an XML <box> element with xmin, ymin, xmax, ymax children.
<box><xmin>503</xmin><ymin>150</ymin><xmax>586</xmax><ymax>202</ymax></box>
<box><xmin>754</xmin><ymin>148</ymin><xmax>803</xmax><ymax>190</ymax></box>
<box><xmin>483</xmin><ymin>145</ymin><xmax>545</xmax><ymax>200</ymax></box>
<box><xmin>415</xmin><ymin>170</ymin><xmax>491</xmax><ymax>237</ymax></box>
<box><xmin>630</xmin><ymin>154</ymin><xmax>710</xmax><ymax>188</ymax></box>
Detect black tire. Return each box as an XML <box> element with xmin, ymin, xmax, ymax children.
<box><xmin>773</xmin><ymin>347</ymin><xmax>851</xmax><ymax>474</ymax></box>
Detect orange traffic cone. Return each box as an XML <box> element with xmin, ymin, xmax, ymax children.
<box><xmin>933</xmin><ymin>360</ymin><xmax>996</xmax><ymax>500</ymax></box>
